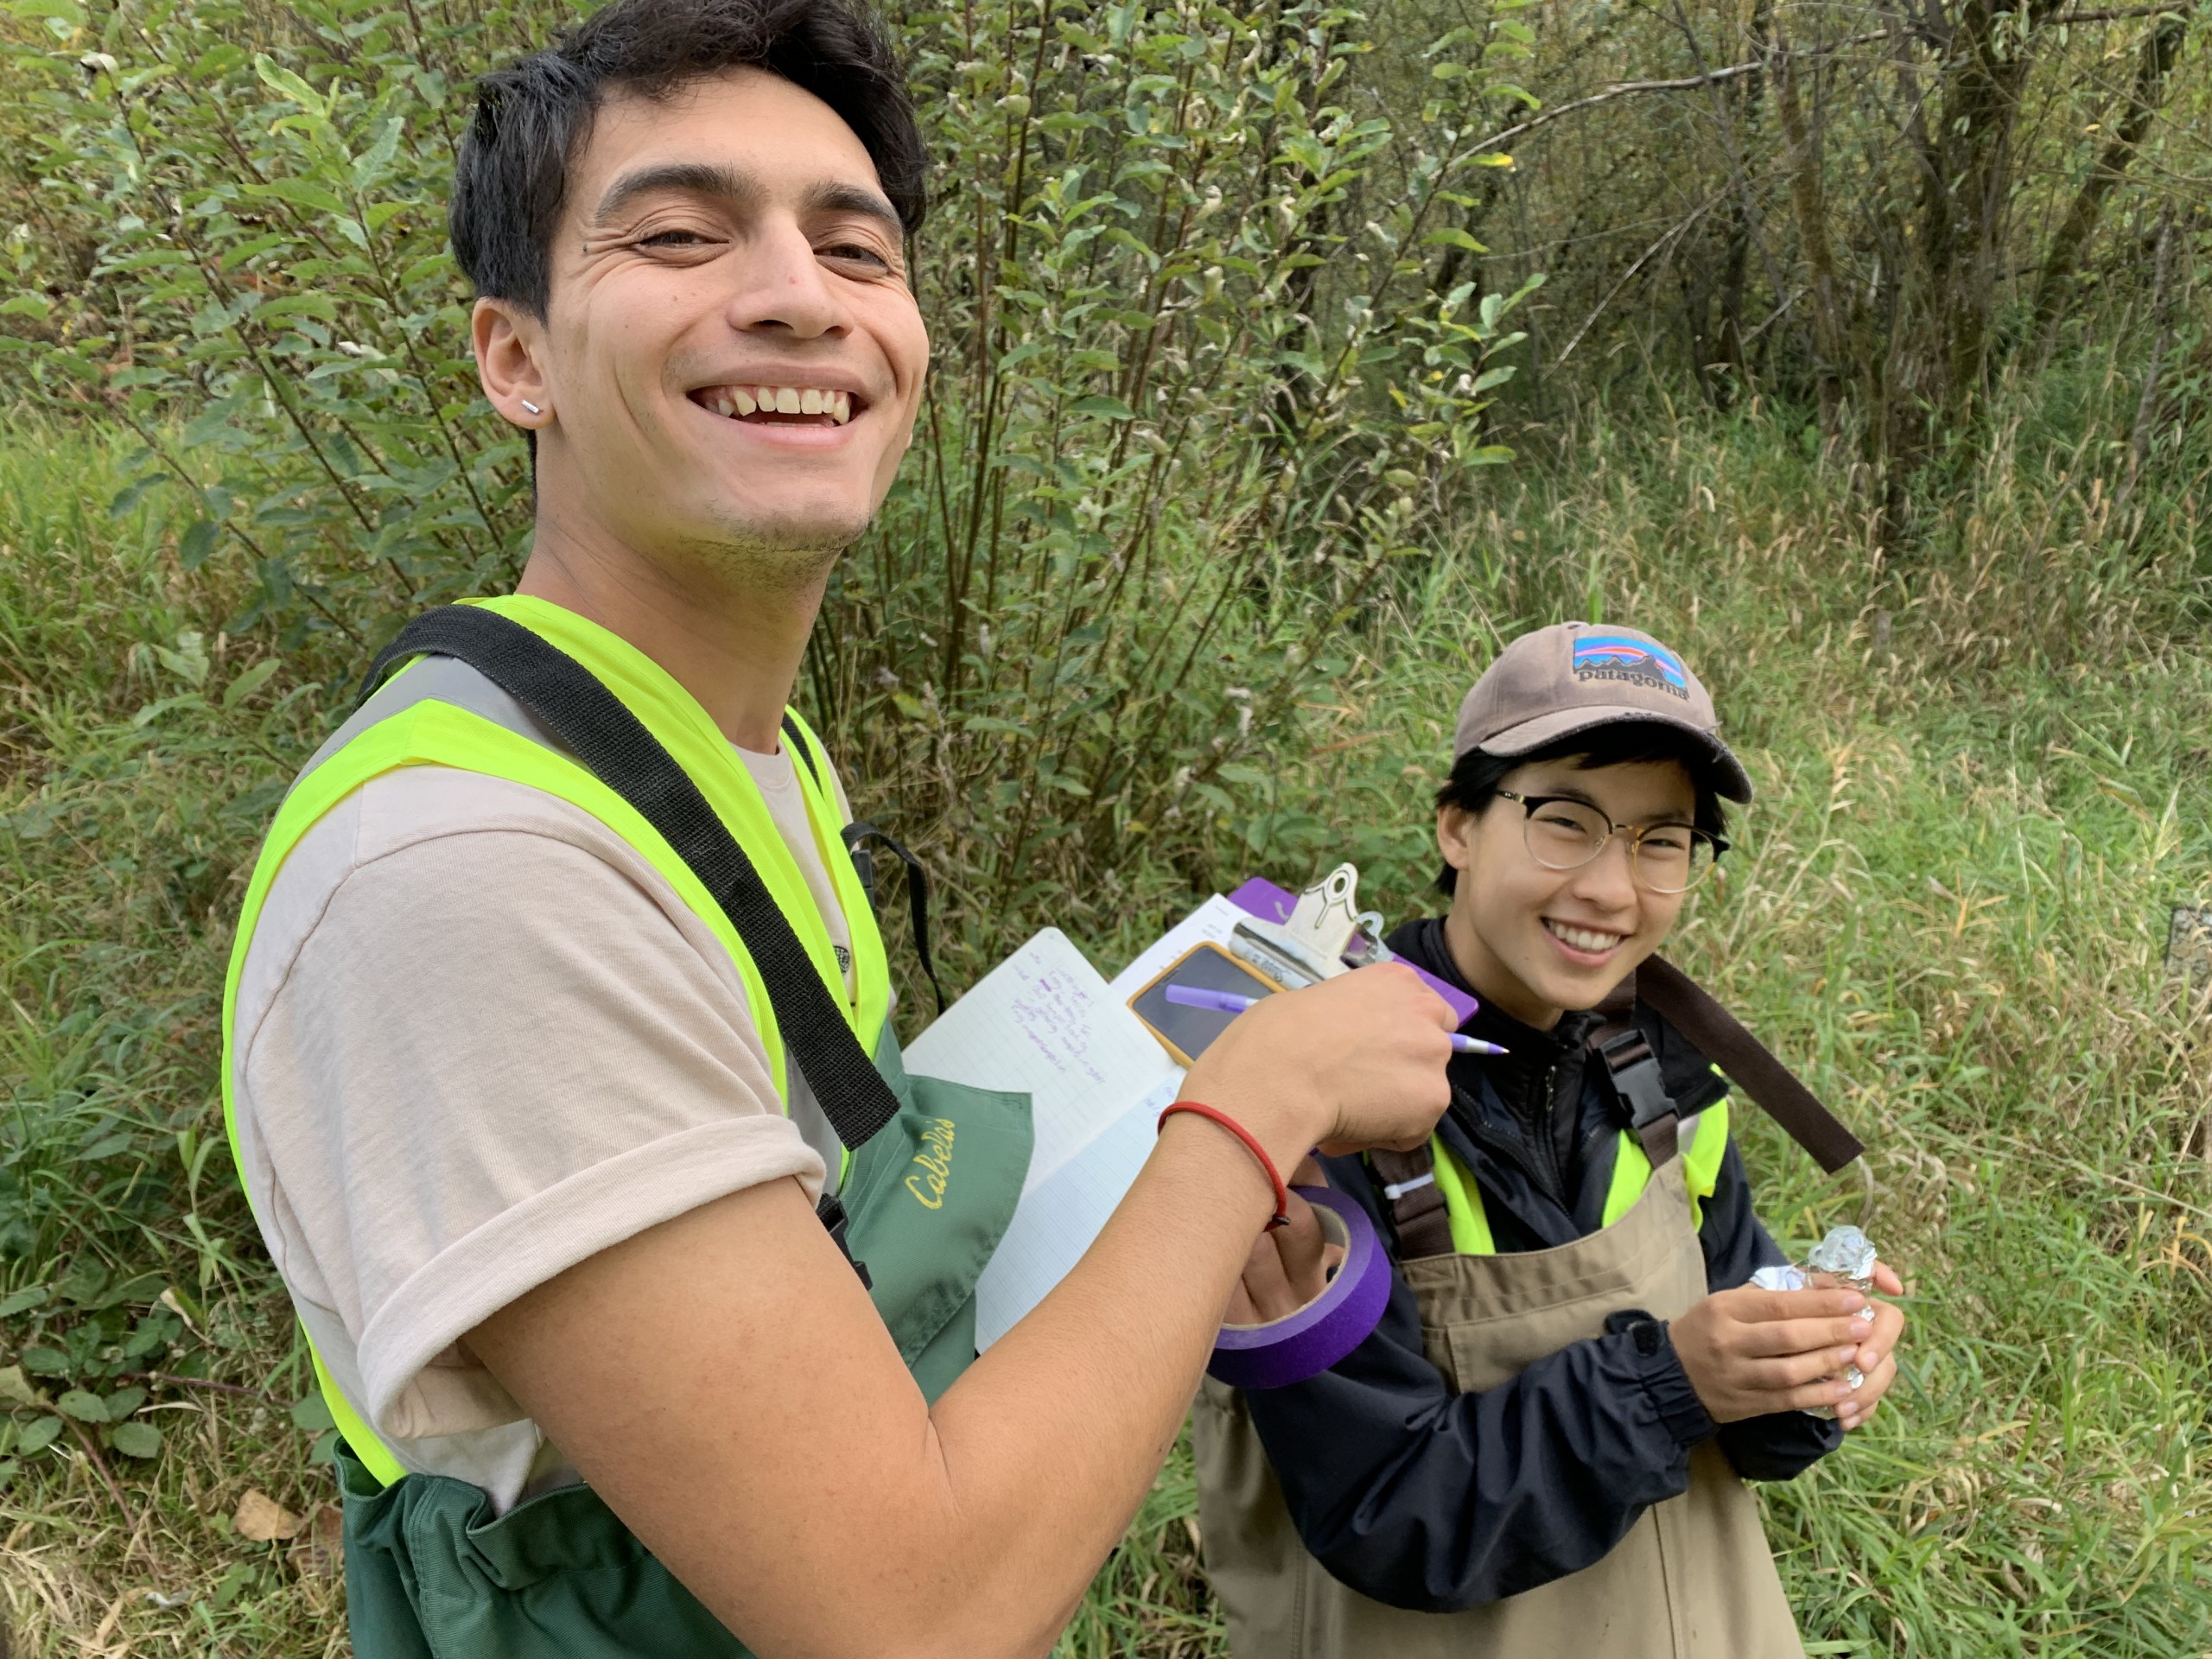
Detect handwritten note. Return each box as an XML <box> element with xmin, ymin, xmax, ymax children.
<box><xmin>905</xmin><ymin>927</ymin><xmax>1180</xmax><ymax>1196</ymax></box>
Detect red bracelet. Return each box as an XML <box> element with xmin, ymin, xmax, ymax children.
<box><xmin>1158</xmin><ymin>1101</ymin><xmax>1292</xmax><ymax>1230</ymax></box>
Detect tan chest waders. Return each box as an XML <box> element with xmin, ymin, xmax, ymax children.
<box><xmin>222</xmin><ymin>600</ymin><xmax>1032</xmax><ymax>1657</ymax></box>
<box><xmin>1192</xmin><ymin>1160</ymin><xmax>1807</xmax><ymax>1659</ymax></box>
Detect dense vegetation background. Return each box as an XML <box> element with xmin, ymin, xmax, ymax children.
<box><xmin>0</xmin><ymin>0</ymin><xmax>2206</xmax><ymax>1651</ymax></box>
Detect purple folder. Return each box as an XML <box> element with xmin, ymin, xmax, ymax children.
<box><xmin>1224</xmin><ymin>878</ymin><xmax>1478</xmax><ymax>1026</ymax></box>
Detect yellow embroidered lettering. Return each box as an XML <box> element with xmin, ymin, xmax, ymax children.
<box><xmin>906</xmin><ymin>1118</ymin><xmax>955</xmax><ymax>1209</ymax></box>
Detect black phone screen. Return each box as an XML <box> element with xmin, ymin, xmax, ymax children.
<box><xmin>1128</xmin><ymin>943</ymin><xmax>1286</xmax><ymax>1066</ymax></box>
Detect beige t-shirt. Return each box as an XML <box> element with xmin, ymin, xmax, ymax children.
<box><xmin>229</xmin><ymin>728</ymin><xmax>864</xmax><ymax>1511</ymax></box>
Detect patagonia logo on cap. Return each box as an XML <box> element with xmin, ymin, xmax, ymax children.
<box><xmin>1571</xmin><ymin>632</ymin><xmax>1689</xmax><ymax>699</ymax></box>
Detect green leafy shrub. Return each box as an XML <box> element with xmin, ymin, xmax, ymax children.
<box><xmin>0</xmin><ymin>0</ymin><xmax>1549</xmax><ymax>978</ymax></box>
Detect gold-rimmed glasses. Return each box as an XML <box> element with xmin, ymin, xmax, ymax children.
<box><xmin>1495</xmin><ymin>789</ymin><xmax>1726</xmax><ymax>894</ymax></box>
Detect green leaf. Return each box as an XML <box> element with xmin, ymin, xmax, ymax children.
<box><xmin>109</xmin><ymin>472</ymin><xmax>169</xmax><ymax>518</ymax></box>
<box><xmin>252</xmin><ymin>53</ymin><xmax>326</xmax><ymax>117</ymax></box>
<box><xmin>1422</xmin><ymin>227</ymin><xmax>1488</xmax><ymax>254</ymax></box>
<box><xmin>15</xmin><ymin>1416</ymin><xmax>63</xmax><ymax>1455</ymax></box>
<box><xmin>179</xmin><ymin>519</ymin><xmax>220</xmax><ymax>571</ymax></box>
<box><xmin>0</xmin><ymin>1367</ymin><xmax>43</xmax><ymax>1408</ymax></box>
<box><xmin>0</xmin><ymin>294</ymin><xmax>49</xmax><ymax>319</ymax></box>
<box><xmin>250</xmin><ymin>178</ymin><xmax>347</xmax><ymax>218</ymax></box>
<box><xmin>222</xmin><ymin>658</ymin><xmax>282</xmax><ymax>709</ymax></box>
<box><xmin>1066</xmin><ymin>395</ymin><xmax>1135</xmax><ymax>421</ymax></box>
<box><xmin>10</xmin><ymin>0</ymin><xmax>86</xmax><ymax>24</ymax></box>
<box><xmin>108</xmin><ymin>1421</ymin><xmax>162</xmax><ymax>1459</ymax></box>
<box><xmin>352</xmin><ymin>117</ymin><xmax>404</xmax><ymax>192</ymax></box>
<box><xmin>254</xmin><ymin>293</ymin><xmax>340</xmax><ymax>322</ymax></box>
<box><xmin>104</xmin><ymin>1387</ymin><xmax>147</xmax><ymax>1420</ymax></box>
<box><xmin>289</xmin><ymin>1393</ymin><xmax>335</xmax><ymax>1433</ymax></box>
<box><xmin>0</xmin><ymin>1286</ymin><xmax>50</xmax><ymax>1320</ymax></box>
<box><xmin>54</xmin><ymin>1389</ymin><xmax>108</xmax><ymax>1423</ymax></box>
<box><xmin>18</xmin><ymin>1346</ymin><xmax>68</xmax><ymax>1376</ymax></box>
<box><xmin>155</xmin><ymin>631</ymin><xmax>210</xmax><ymax>687</ymax></box>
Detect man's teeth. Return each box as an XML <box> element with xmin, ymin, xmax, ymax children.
<box><xmin>702</xmin><ymin>385</ymin><xmax>852</xmax><ymax>424</ymax></box>
<box><xmin>1546</xmin><ymin>919</ymin><xmax>1624</xmax><ymax>954</ymax></box>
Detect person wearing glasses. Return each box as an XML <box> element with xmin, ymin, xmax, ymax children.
<box><xmin>1192</xmin><ymin>621</ymin><xmax>1908</xmax><ymax>1658</ymax></box>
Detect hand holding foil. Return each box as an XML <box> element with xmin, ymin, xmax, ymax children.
<box><xmin>1750</xmin><ymin>1225</ymin><xmax>1901</xmax><ymax>1427</ymax></box>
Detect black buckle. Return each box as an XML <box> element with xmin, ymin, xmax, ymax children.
<box><xmin>815</xmin><ymin>1192</ymin><xmax>873</xmax><ymax>1290</ymax></box>
<box><xmin>846</xmin><ymin>840</ymin><xmax>879</xmax><ymax>907</ymax></box>
<box><xmin>1597</xmin><ymin>1030</ymin><xmax>1679</xmax><ymax>1165</ymax></box>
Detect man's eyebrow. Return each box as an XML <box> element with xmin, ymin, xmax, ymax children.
<box><xmin>802</xmin><ymin>180</ymin><xmax>904</xmax><ymax>234</ymax></box>
<box><xmin>592</xmin><ymin>162</ymin><xmax>762</xmax><ymax>224</ymax></box>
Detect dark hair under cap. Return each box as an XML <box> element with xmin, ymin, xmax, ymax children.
<box><xmin>449</xmin><ymin>0</ymin><xmax>926</xmax><ymax>320</ymax></box>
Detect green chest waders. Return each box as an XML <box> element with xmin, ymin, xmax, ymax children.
<box><xmin>220</xmin><ymin>601</ymin><xmax>1032</xmax><ymax>1658</ymax></box>
<box><xmin>334</xmin><ymin>1031</ymin><xmax>1028</xmax><ymax>1659</ymax></box>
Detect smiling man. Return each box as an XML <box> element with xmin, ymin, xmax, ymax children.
<box><xmin>218</xmin><ymin>4</ymin><xmax>1459</xmax><ymax>1656</ymax></box>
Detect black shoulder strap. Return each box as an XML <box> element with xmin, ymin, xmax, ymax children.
<box><xmin>779</xmin><ymin>711</ymin><xmax>822</xmax><ymax>787</ymax></box>
<box><xmin>778</xmin><ymin>714</ymin><xmax>947</xmax><ymax>1018</ymax></box>
<box><xmin>362</xmin><ymin>607</ymin><xmax>902</xmax><ymax>1151</ymax></box>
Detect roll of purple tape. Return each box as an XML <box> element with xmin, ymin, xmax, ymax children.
<box><xmin>1208</xmin><ymin>1185</ymin><xmax>1392</xmax><ymax>1390</ymax></box>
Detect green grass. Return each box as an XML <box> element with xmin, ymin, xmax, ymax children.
<box><xmin>3</xmin><ymin>388</ymin><xmax>2210</xmax><ymax>1655</ymax></box>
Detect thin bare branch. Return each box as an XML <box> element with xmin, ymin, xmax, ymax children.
<box><xmin>1468</xmin><ymin>33</ymin><xmax>1892</xmax><ymax>156</ymax></box>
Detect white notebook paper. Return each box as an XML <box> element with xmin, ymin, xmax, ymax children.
<box><xmin>902</xmin><ymin>925</ymin><xmax>1185</xmax><ymax>1348</ymax></box>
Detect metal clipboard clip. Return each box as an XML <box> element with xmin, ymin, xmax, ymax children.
<box><xmin>1230</xmin><ymin>862</ymin><xmax>1395</xmax><ymax>988</ymax></box>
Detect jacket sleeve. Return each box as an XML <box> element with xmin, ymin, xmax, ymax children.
<box><xmin>1240</xmin><ymin>1156</ymin><xmax>1720</xmax><ymax>1613</ymax></box>
<box><xmin>1695</xmin><ymin>1133</ymin><xmax>1847</xmax><ymax>1479</ymax></box>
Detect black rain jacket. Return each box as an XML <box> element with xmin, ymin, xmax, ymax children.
<box><xmin>1240</xmin><ymin>918</ymin><xmax>1842</xmax><ymax>1612</ymax></box>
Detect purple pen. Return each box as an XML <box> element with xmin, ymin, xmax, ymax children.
<box><xmin>1162</xmin><ymin>983</ymin><xmax>1508</xmax><ymax>1057</ymax></box>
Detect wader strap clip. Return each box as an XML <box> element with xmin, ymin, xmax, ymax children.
<box><xmin>1594</xmin><ymin>1027</ymin><xmax>1681</xmax><ymax>1168</ymax></box>
<box><xmin>1588</xmin><ymin>974</ymin><xmax>1680</xmax><ymax>1166</ymax></box>
<box><xmin>1368</xmin><ymin>1144</ymin><xmax>1454</xmax><ymax>1260</ymax></box>
<box><xmin>815</xmin><ymin>1192</ymin><xmax>873</xmax><ymax>1289</ymax></box>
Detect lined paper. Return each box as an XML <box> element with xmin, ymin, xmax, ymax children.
<box><xmin>905</xmin><ymin>927</ymin><xmax>1180</xmax><ymax>1196</ymax></box>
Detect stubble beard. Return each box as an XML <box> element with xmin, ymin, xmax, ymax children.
<box><xmin>677</xmin><ymin>500</ymin><xmax>874</xmax><ymax>604</ymax></box>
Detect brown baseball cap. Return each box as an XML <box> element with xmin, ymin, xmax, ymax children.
<box><xmin>1452</xmin><ymin>622</ymin><xmax>1752</xmax><ymax>801</ymax></box>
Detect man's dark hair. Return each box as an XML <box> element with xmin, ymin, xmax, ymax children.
<box><xmin>449</xmin><ymin>0</ymin><xmax>926</xmax><ymax>319</ymax></box>
<box><xmin>1433</xmin><ymin>725</ymin><xmax>1731</xmax><ymax>895</ymax></box>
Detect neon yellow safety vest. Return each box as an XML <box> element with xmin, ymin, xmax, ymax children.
<box><xmin>219</xmin><ymin>595</ymin><xmax>892</xmax><ymax>1485</ymax></box>
<box><xmin>1427</xmin><ymin>1101</ymin><xmax>1734</xmax><ymax>1255</ymax></box>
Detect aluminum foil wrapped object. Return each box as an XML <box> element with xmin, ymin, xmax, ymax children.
<box><xmin>1750</xmin><ymin>1224</ymin><xmax>1880</xmax><ymax>1418</ymax></box>
<box><xmin>1805</xmin><ymin>1224</ymin><xmax>1878</xmax><ymax>1288</ymax></box>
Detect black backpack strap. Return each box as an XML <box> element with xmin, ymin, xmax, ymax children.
<box><xmin>1637</xmin><ymin>956</ymin><xmax>1864</xmax><ymax>1173</ymax></box>
<box><xmin>779</xmin><ymin>710</ymin><xmax>823</xmax><ymax>787</ymax></box>
<box><xmin>841</xmin><ymin>823</ymin><xmax>946</xmax><ymax>1018</ymax></box>
<box><xmin>361</xmin><ymin>607</ymin><xmax>902</xmax><ymax>1151</ymax></box>
<box><xmin>780</xmin><ymin>715</ymin><xmax>947</xmax><ymax>1019</ymax></box>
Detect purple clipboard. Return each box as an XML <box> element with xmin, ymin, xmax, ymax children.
<box><xmin>1224</xmin><ymin>878</ymin><xmax>1478</xmax><ymax>1025</ymax></box>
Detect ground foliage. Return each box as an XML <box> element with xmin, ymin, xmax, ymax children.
<box><xmin>0</xmin><ymin>0</ymin><xmax>2209</xmax><ymax>1653</ymax></box>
